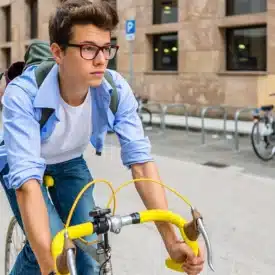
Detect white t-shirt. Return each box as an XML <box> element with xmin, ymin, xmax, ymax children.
<box><xmin>41</xmin><ymin>91</ymin><xmax>92</xmax><ymax>164</ymax></box>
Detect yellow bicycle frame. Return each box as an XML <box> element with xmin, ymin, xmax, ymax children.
<box><xmin>51</xmin><ymin>209</ymin><xmax>199</xmax><ymax>274</ymax></box>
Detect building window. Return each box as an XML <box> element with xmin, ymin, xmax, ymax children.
<box><xmin>226</xmin><ymin>0</ymin><xmax>266</xmax><ymax>16</ymax></box>
<box><xmin>2</xmin><ymin>5</ymin><xmax>11</xmax><ymax>42</ymax></box>
<box><xmin>107</xmin><ymin>38</ymin><xmax>117</xmax><ymax>70</ymax></box>
<box><xmin>226</xmin><ymin>26</ymin><xmax>266</xmax><ymax>71</ymax></box>
<box><xmin>1</xmin><ymin>47</ymin><xmax>11</xmax><ymax>69</ymax></box>
<box><xmin>153</xmin><ymin>33</ymin><xmax>178</xmax><ymax>71</ymax></box>
<box><xmin>153</xmin><ymin>0</ymin><xmax>178</xmax><ymax>24</ymax></box>
<box><xmin>26</xmin><ymin>0</ymin><xmax>38</xmax><ymax>39</ymax></box>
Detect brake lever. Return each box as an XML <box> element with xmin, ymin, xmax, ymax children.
<box><xmin>165</xmin><ymin>206</ymin><xmax>214</xmax><ymax>273</ymax></box>
<box><xmin>193</xmin><ymin>207</ymin><xmax>215</xmax><ymax>271</ymax></box>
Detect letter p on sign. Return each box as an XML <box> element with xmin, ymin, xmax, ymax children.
<box><xmin>125</xmin><ymin>20</ymin><xmax>136</xmax><ymax>41</ymax></box>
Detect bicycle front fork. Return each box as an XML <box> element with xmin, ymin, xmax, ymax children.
<box><xmin>62</xmin><ymin>233</ymin><xmax>113</xmax><ymax>275</ymax></box>
<box><xmin>97</xmin><ymin>233</ymin><xmax>113</xmax><ymax>275</ymax></box>
<box><xmin>58</xmin><ymin>231</ymin><xmax>113</xmax><ymax>275</ymax></box>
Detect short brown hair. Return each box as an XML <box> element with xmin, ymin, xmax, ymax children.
<box><xmin>49</xmin><ymin>0</ymin><xmax>119</xmax><ymax>46</ymax></box>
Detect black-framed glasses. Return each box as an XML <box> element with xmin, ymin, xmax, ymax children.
<box><xmin>66</xmin><ymin>43</ymin><xmax>119</xmax><ymax>60</ymax></box>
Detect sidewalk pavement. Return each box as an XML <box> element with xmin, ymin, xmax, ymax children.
<box><xmin>142</xmin><ymin>113</ymin><xmax>254</xmax><ymax>135</ymax></box>
<box><xmin>0</xmin><ymin>127</ymin><xmax>274</xmax><ymax>274</ymax></box>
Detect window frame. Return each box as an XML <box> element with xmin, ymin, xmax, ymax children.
<box><xmin>225</xmin><ymin>25</ymin><xmax>267</xmax><ymax>72</ymax></box>
<box><xmin>152</xmin><ymin>32</ymin><xmax>178</xmax><ymax>71</ymax></box>
<box><xmin>1</xmin><ymin>47</ymin><xmax>11</xmax><ymax>69</ymax></box>
<box><xmin>153</xmin><ymin>0</ymin><xmax>178</xmax><ymax>25</ymax></box>
<box><xmin>25</xmin><ymin>0</ymin><xmax>38</xmax><ymax>39</ymax></box>
<box><xmin>226</xmin><ymin>0</ymin><xmax>267</xmax><ymax>16</ymax></box>
<box><xmin>30</xmin><ymin>0</ymin><xmax>38</xmax><ymax>39</ymax></box>
<box><xmin>3</xmin><ymin>5</ymin><xmax>11</xmax><ymax>42</ymax></box>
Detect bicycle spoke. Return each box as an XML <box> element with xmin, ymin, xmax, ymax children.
<box><xmin>5</xmin><ymin>219</ymin><xmax>25</xmax><ymax>274</ymax></box>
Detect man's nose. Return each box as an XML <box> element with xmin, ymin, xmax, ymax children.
<box><xmin>93</xmin><ymin>50</ymin><xmax>106</xmax><ymax>65</ymax></box>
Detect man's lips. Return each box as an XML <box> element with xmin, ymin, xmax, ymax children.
<box><xmin>90</xmin><ymin>71</ymin><xmax>104</xmax><ymax>76</ymax></box>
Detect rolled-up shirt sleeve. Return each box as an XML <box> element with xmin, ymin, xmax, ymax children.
<box><xmin>2</xmin><ymin>83</ymin><xmax>46</xmax><ymax>189</ymax></box>
<box><xmin>112</xmin><ymin>73</ymin><xmax>154</xmax><ymax>167</ymax></box>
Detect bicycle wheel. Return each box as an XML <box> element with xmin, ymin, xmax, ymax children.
<box><xmin>5</xmin><ymin>217</ymin><xmax>26</xmax><ymax>275</ymax></box>
<box><xmin>251</xmin><ymin>120</ymin><xmax>275</xmax><ymax>161</ymax></box>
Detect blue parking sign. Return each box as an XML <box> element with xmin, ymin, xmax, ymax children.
<box><xmin>125</xmin><ymin>20</ymin><xmax>136</xmax><ymax>41</ymax></box>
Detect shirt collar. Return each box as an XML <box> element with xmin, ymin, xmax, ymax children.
<box><xmin>33</xmin><ymin>64</ymin><xmax>114</xmax><ymax>120</ymax></box>
<box><xmin>33</xmin><ymin>63</ymin><xmax>61</xmax><ymax>119</ymax></box>
<box><xmin>95</xmin><ymin>70</ymin><xmax>114</xmax><ymax>97</ymax></box>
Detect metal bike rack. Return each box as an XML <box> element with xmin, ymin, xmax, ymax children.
<box><xmin>139</xmin><ymin>102</ymin><xmax>164</xmax><ymax>130</ymax></box>
<box><xmin>161</xmin><ymin>103</ymin><xmax>190</xmax><ymax>132</ymax></box>
<box><xmin>201</xmin><ymin>105</ymin><xmax>227</xmax><ymax>145</ymax></box>
<box><xmin>234</xmin><ymin>107</ymin><xmax>256</xmax><ymax>151</ymax></box>
<box><xmin>137</xmin><ymin>100</ymin><xmax>153</xmax><ymax>126</ymax></box>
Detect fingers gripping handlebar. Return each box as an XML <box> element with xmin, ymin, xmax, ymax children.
<box><xmin>46</xmin><ymin>177</ymin><xmax>214</xmax><ymax>274</ymax></box>
<box><xmin>51</xmin><ymin>208</ymin><xmax>214</xmax><ymax>274</ymax></box>
<box><xmin>165</xmin><ymin>207</ymin><xmax>214</xmax><ymax>272</ymax></box>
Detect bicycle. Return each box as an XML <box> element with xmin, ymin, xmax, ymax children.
<box><xmin>251</xmin><ymin>103</ymin><xmax>275</xmax><ymax>161</ymax></box>
<box><xmin>5</xmin><ymin>176</ymin><xmax>215</xmax><ymax>275</ymax></box>
<box><xmin>5</xmin><ymin>216</ymin><xmax>26</xmax><ymax>275</ymax></box>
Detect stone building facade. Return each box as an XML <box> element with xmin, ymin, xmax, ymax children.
<box><xmin>0</xmin><ymin>0</ymin><xmax>273</xmax><ymax>118</ymax></box>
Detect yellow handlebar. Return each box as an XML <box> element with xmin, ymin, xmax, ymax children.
<box><xmin>140</xmin><ymin>209</ymin><xmax>199</xmax><ymax>254</ymax></box>
<box><xmin>51</xmin><ymin>222</ymin><xmax>94</xmax><ymax>272</ymax></box>
<box><xmin>45</xmin><ymin>176</ymin><xmax>212</xmax><ymax>274</ymax></box>
<box><xmin>140</xmin><ymin>209</ymin><xmax>199</xmax><ymax>272</ymax></box>
<box><xmin>51</xmin><ymin>209</ymin><xmax>199</xmax><ymax>274</ymax></box>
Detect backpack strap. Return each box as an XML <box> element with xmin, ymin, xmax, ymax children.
<box><xmin>35</xmin><ymin>60</ymin><xmax>55</xmax><ymax>89</ymax></box>
<box><xmin>39</xmin><ymin>108</ymin><xmax>54</xmax><ymax>130</ymax></box>
<box><xmin>0</xmin><ymin>61</ymin><xmax>54</xmax><ymax>148</ymax></box>
<box><xmin>34</xmin><ymin>60</ymin><xmax>56</xmax><ymax>130</ymax></box>
<box><xmin>104</xmin><ymin>71</ymin><xmax>118</xmax><ymax>115</ymax></box>
<box><xmin>37</xmin><ymin>67</ymin><xmax>118</xmax><ymax>129</ymax></box>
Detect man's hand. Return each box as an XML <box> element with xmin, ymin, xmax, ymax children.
<box><xmin>167</xmin><ymin>240</ymin><xmax>205</xmax><ymax>275</ymax></box>
<box><xmin>131</xmin><ymin>162</ymin><xmax>206</xmax><ymax>274</ymax></box>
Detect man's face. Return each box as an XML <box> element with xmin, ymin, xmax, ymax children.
<box><xmin>54</xmin><ymin>24</ymin><xmax>112</xmax><ymax>87</ymax></box>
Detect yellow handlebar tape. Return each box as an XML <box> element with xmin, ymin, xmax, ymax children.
<box><xmin>139</xmin><ymin>210</ymin><xmax>199</xmax><ymax>273</ymax></box>
<box><xmin>51</xmin><ymin>222</ymin><xmax>94</xmax><ymax>274</ymax></box>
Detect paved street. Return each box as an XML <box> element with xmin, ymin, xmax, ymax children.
<box><xmin>0</xmin><ymin>127</ymin><xmax>275</xmax><ymax>274</ymax></box>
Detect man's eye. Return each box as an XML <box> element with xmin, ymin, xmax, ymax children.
<box><xmin>103</xmin><ymin>47</ymin><xmax>112</xmax><ymax>52</ymax></box>
<box><xmin>83</xmin><ymin>46</ymin><xmax>97</xmax><ymax>52</ymax></box>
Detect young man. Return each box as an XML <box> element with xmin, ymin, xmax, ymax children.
<box><xmin>0</xmin><ymin>0</ymin><xmax>205</xmax><ymax>274</ymax></box>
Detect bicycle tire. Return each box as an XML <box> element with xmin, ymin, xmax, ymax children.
<box><xmin>5</xmin><ymin>217</ymin><xmax>25</xmax><ymax>275</ymax></box>
<box><xmin>251</xmin><ymin>120</ymin><xmax>274</xmax><ymax>161</ymax></box>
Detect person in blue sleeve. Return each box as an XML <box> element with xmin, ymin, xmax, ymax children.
<box><xmin>0</xmin><ymin>0</ymin><xmax>204</xmax><ymax>274</ymax></box>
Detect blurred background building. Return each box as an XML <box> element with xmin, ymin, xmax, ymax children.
<box><xmin>0</xmin><ymin>0</ymin><xmax>273</xmax><ymax>117</ymax></box>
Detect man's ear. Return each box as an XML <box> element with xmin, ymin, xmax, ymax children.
<box><xmin>50</xmin><ymin>43</ymin><xmax>64</xmax><ymax>65</ymax></box>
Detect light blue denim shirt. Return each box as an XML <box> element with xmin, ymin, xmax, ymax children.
<box><xmin>0</xmin><ymin>64</ymin><xmax>153</xmax><ymax>189</ymax></box>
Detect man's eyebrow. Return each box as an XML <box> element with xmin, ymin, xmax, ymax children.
<box><xmin>80</xmin><ymin>41</ymin><xmax>111</xmax><ymax>46</ymax></box>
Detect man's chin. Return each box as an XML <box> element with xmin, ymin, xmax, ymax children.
<box><xmin>88</xmin><ymin>78</ymin><xmax>104</xmax><ymax>88</ymax></box>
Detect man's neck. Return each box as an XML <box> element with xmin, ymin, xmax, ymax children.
<box><xmin>58</xmin><ymin>71</ymin><xmax>89</xmax><ymax>106</ymax></box>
